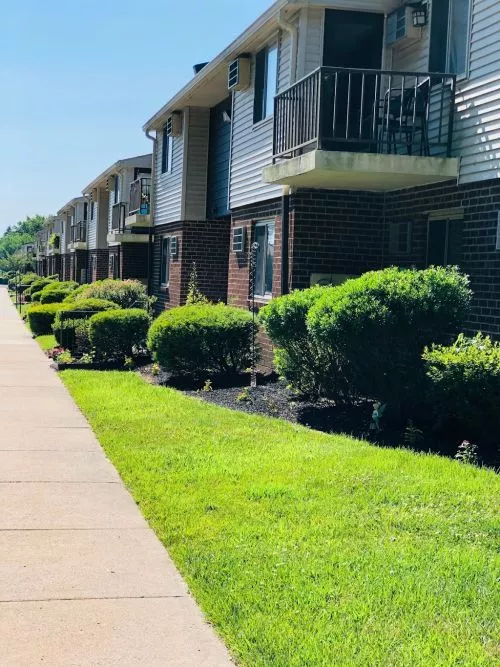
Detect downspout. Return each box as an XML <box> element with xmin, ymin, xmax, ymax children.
<box><xmin>277</xmin><ymin>10</ymin><xmax>297</xmax><ymax>296</ymax></box>
<box><xmin>144</xmin><ymin>129</ymin><xmax>157</xmax><ymax>297</ymax></box>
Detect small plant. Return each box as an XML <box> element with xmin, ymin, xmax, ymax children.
<box><xmin>151</xmin><ymin>362</ymin><xmax>160</xmax><ymax>376</ymax></box>
<box><xmin>455</xmin><ymin>440</ymin><xmax>479</xmax><ymax>466</ymax></box>
<box><xmin>49</xmin><ymin>233</ymin><xmax>60</xmax><ymax>250</ymax></box>
<box><xmin>202</xmin><ymin>379</ymin><xmax>213</xmax><ymax>392</ymax></box>
<box><xmin>404</xmin><ymin>420</ymin><xmax>424</xmax><ymax>448</ymax></box>
<box><xmin>79</xmin><ymin>352</ymin><xmax>94</xmax><ymax>364</ymax></box>
<box><xmin>237</xmin><ymin>386</ymin><xmax>252</xmax><ymax>402</ymax></box>
<box><xmin>56</xmin><ymin>350</ymin><xmax>74</xmax><ymax>364</ymax></box>
<box><xmin>186</xmin><ymin>262</ymin><xmax>209</xmax><ymax>305</ymax></box>
<box><xmin>124</xmin><ymin>356</ymin><xmax>136</xmax><ymax>370</ymax></box>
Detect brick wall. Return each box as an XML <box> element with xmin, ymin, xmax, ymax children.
<box><xmin>88</xmin><ymin>250</ymin><xmax>109</xmax><ymax>282</ymax></box>
<box><xmin>152</xmin><ymin>219</ymin><xmax>230</xmax><ymax>313</ymax></box>
<box><xmin>70</xmin><ymin>250</ymin><xmax>88</xmax><ymax>284</ymax></box>
<box><xmin>385</xmin><ymin>178</ymin><xmax>500</xmax><ymax>337</ymax></box>
<box><xmin>61</xmin><ymin>254</ymin><xmax>71</xmax><ymax>281</ymax></box>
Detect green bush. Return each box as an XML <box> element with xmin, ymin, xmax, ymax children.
<box><xmin>62</xmin><ymin>284</ymin><xmax>91</xmax><ymax>303</ymax></box>
<box><xmin>260</xmin><ymin>286</ymin><xmax>349</xmax><ymax>398</ymax></box>
<box><xmin>26</xmin><ymin>277</ymin><xmax>58</xmax><ymax>301</ymax></box>
<box><xmin>53</xmin><ymin>318</ymin><xmax>91</xmax><ymax>355</ymax></box>
<box><xmin>56</xmin><ymin>298</ymin><xmax>119</xmax><ymax>322</ymax></box>
<box><xmin>89</xmin><ymin>309</ymin><xmax>151</xmax><ymax>360</ymax></box>
<box><xmin>423</xmin><ymin>333</ymin><xmax>500</xmax><ymax>457</ymax></box>
<box><xmin>73</xmin><ymin>279</ymin><xmax>149</xmax><ymax>309</ymax></box>
<box><xmin>148</xmin><ymin>303</ymin><xmax>257</xmax><ymax>375</ymax></box>
<box><xmin>306</xmin><ymin>267</ymin><xmax>471</xmax><ymax>411</ymax></box>
<box><xmin>39</xmin><ymin>281</ymin><xmax>78</xmax><ymax>304</ymax></box>
<box><xmin>26</xmin><ymin>303</ymin><xmax>69</xmax><ymax>336</ymax></box>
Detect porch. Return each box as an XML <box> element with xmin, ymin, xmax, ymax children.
<box><xmin>124</xmin><ymin>177</ymin><xmax>152</xmax><ymax>228</ymax></box>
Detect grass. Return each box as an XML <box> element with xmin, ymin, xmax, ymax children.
<box><xmin>61</xmin><ymin>370</ymin><xmax>500</xmax><ymax>667</ymax></box>
<box><xmin>35</xmin><ymin>334</ymin><xmax>57</xmax><ymax>351</ymax></box>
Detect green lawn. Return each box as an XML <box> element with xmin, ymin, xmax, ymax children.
<box><xmin>61</xmin><ymin>370</ymin><xmax>499</xmax><ymax>667</ymax></box>
<box><xmin>35</xmin><ymin>334</ymin><xmax>57</xmax><ymax>351</ymax></box>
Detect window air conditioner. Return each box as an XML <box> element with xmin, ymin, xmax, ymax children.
<box><xmin>228</xmin><ymin>57</ymin><xmax>251</xmax><ymax>91</ymax></box>
<box><xmin>386</xmin><ymin>6</ymin><xmax>420</xmax><ymax>47</ymax></box>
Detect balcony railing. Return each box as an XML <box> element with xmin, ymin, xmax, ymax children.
<box><xmin>273</xmin><ymin>67</ymin><xmax>456</xmax><ymax>161</ymax></box>
<box><xmin>70</xmin><ymin>221</ymin><xmax>87</xmax><ymax>243</ymax></box>
<box><xmin>111</xmin><ymin>202</ymin><xmax>127</xmax><ymax>232</ymax></box>
<box><xmin>128</xmin><ymin>177</ymin><xmax>151</xmax><ymax>216</ymax></box>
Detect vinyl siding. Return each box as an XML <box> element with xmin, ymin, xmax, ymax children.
<box><xmin>87</xmin><ymin>203</ymin><xmax>97</xmax><ymax>250</ymax></box>
<box><xmin>229</xmin><ymin>30</ymin><xmax>292</xmax><ymax>210</ymax></box>
<box><xmin>207</xmin><ymin>99</ymin><xmax>232</xmax><ymax>218</ymax></box>
<box><xmin>184</xmin><ymin>107</ymin><xmax>210</xmax><ymax>220</ymax></box>
<box><xmin>154</xmin><ymin>122</ymin><xmax>184</xmax><ymax>225</ymax></box>
<box><xmin>296</xmin><ymin>7</ymin><xmax>323</xmax><ymax>79</ymax></box>
<box><xmin>96</xmin><ymin>188</ymin><xmax>109</xmax><ymax>248</ymax></box>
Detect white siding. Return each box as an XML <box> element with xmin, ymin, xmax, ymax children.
<box><xmin>454</xmin><ymin>0</ymin><xmax>500</xmax><ymax>183</ymax></box>
<box><xmin>390</xmin><ymin>26</ymin><xmax>429</xmax><ymax>72</ymax></box>
<box><xmin>229</xmin><ymin>31</ymin><xmax>292</xmax><ymax>210</ymax></box>
<box><xmin>184</xmin><ymin>107</ymin><xmax>210</xmax><ymax>220</ymax></box>
<box><xmin>87</xmin><ymin>205</ymin><xmax>97</xmax><ymax>250</ymax></box>
<box><xmin>153</xmin><ymin>122</ymin><xmax>184</xmax><ymax>225</ymax></box>
<box><xmin>296</xmin><ymin>7</ymin><xmax>324</xmax><ymax>79</ymax></box>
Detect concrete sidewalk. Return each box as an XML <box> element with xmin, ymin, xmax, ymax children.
<box><xmin>0</xmin><ymin>287</ymin><xmax>233</xmax><ymax>666</ymax></box>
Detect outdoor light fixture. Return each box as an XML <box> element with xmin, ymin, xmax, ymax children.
<box><xmin>411</xmin><ymin>3</ymin><xmax>427</xmax><ymax>27</ymax></box>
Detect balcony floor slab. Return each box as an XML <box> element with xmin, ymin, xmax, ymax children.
<box><xmin>263</xmin><ymin>150</ymin><xmax>459</xmax><ymax>192</ymax></box>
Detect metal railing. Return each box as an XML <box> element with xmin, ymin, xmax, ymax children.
<box><xmin>70</xmin><ymin>221</ymin><xmax>87</xmax><ymax>243</ymax></box>
<box><xmin>111</xmin><ymin>202</ymin><xmax>127</xmax><ymax>232</ymax></box>
<box><xmin>273</xmin><ymin>66</ymin><xmax>456</xmax><ymax>161</ymax></box>
<box><xmin>128</xmin><ymin>177</ymin><xmax>151</xmax><ymax>216</ymax></box>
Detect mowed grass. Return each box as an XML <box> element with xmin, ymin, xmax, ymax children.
<box><xmin>35</xmin><ymin>334</ymin><xmax>56</xmax><ymax>351</ymax></box>
<box><xmin>61</xmin><ymin>370</ymin><xmax>500</xmax><ymax>667</ymax></box>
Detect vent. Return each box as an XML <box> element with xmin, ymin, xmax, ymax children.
<box><xmin>232</xmin><ymin>227</ymin><xmax>245</xmax><ymax>253</ymax></box>
<box><xmin>170</xmin><ymin>236</ymin><xmax>178</xmax><ymax>257</ymax></box>
<box><xmin>386</xmin><ymin>6</ymin><xmax>420</xmax><ymax>47</ymax></box>
<box><xmin>389</xmin><ymin>221</ymin><xmax>412</xmax><ymax>254</ymax></box>
<box><xmin>166</xmin><ymin>112</ymin><xmax>182</xmax><ymax>137</ymax></box>
<box><xmin>228</xmin><ymin>57</ymin><xmax>251</xmax><ymax>91</ymax></box>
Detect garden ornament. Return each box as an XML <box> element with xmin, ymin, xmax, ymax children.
<box><xmin>370</xmin><ymin>402</ymin><xmax>386</xmax><ymax>432</ymax></box>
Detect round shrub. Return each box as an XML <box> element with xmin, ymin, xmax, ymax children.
<box><xmin>89</xmin><ymin>309</ymin><xmax>151</xmax><ymax>360</ymax></box>
<box><xmin>73</xmin><ymin>279</ymin><xmax>149</xmax><ymax>309</ymax></box>
<box><xmin>423</xmin><ymin>333</ymin><xmax>500</xmax><ymax>460</ymax></box>
<box><xmin>306</xmin><ymin>266</ymin><xmax>471</xmax><ymax>411</ymax></box>
<box><xmin>26</xmin><ymin>303</ymin><xmax>69</xmax><ymax>336</ymax></box>
<box><xmin>56</xmin><ymin>298</ymin><xmax>119</xmax><ymax>322</ymax></box>
<box><xmin>53</xmin><ymin>318</ymin><xmax>91</xmax><ymax>355</ymax></box>
<box><xmin>260</xmin><ymin>286</ymin><xmax>348</xmax><ymax>398</ymax></box>
<box><xmin>62</xmin><ymin>284</ymin><xmax>91</xmax><ymax>303</ymax></box>
<box><xmin>148</xmin><ymin>303</ymin><xmax>257</xmax><ymax>376</ymax></box>
<box><xmin>39</xmin><ymin>281</ymin><xmax>78</xmax><ymax>304</ymax></box>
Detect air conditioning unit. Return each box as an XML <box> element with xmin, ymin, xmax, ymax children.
<box><xmin>232</xmin><ymin>226</ymin><xmax>245</xmax><ymax>253</ymax></box>
<box><xmin>228</xmin><ymin>56</ymin><xmax>251</xmax><ymax>91</ymax></box>
<box><xmin>170</xmin><ymin>236</ymin><xmax>178</xmax><ymax>257</ymax></box>
<box><xmin>166</xmin><ymin>112</ymin><xmax>183</xmax><ymax>137</ymax></box>
<box><xmin>386</xmin><ymin>6</ymin><xmax>420</xmax><ymax>47</ymax></box>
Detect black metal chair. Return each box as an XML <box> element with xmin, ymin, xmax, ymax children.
<box><xmin>381</xmin><ymin>78</ymin><xmax>430</xmax><ymax>156</ymax></box>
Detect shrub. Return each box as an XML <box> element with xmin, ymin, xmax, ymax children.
<box><xmin>260</xmin><ymin>286</ymin><xmax>349</xmax><ymax>398</ymax></box>
<box><xmin>89</xmin><ymin>309</ymin><xmax>151</xmax><ymax>360</ymax></box>
<box><xmin>62</xmin><ymin>284</ymin><xmax>90</xmax><ymax>302</ymax></box>
<box><xmin>56</xmin><ymin>298</ymin><xmax>119</xmax><ymax>322</ymax></box>
<box><xmin>148</xmin><ymin>303</ymin><xmax>257</xmax><ymax>376</ymax></box>
<box><xmin>26</xmin><ymin>277</ymin><xmax>58</xmax><ymax>301</ymax></box>
<box><xmin>73</xmin><ymin>279</ymin><xmax>149</xmax><ymax>309</ymax></box>
<box><xmin>26</xmin><ymin>303</ymin><xmax>69</xmax><ymax>336</ymax></box>
<box><xmin>423</xmin><ymin>333</ymin><xmax>500</xmax><ymax>459</ymax></box>
<box><xmin>39</xmin><ymin>281</ymin><xmax>78</xmax><ymax>304</ymax></box>
<box><xmin>53</xmin><ymin>318</ymin><xmax>92</xmax><ymax>355</ymax></box>
<box><xmin>306</xmin><ymin>267</ymin><xmax>471</xmax><ymax>412</ymax></box>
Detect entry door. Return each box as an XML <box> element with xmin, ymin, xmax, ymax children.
<box><xmin>322</xmin><ymin>10</ymin><xmax>384</xmax><ymax>151</ymax></box>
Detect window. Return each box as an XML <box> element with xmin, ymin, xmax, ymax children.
<box><xmin>427</xmin><ymin>215</ymin><xmax>463</xmax><ymax>266</ymax></box>
<box><xmin>253</xmin><ymin>45</ymin><xmax>278</xmax><ymax>123</ymax></box>
<box><xmin>90</xmin><ymin>201</ymin><xmax>95</xmax><ymax>220</ymax></box>
<box><xmin>429</xmin><ymin>0</ymin><xmax>471</xmax><ymax>76</ymax></box>
<box><xmin>109</xmin><ymin>253</ymin><xmax>119</xmax><ymax>280</ymax></box>
<box><xmin>161</xmin><ymin>126</ymin><xmax>173</xmax><ymax>174</ymax></box>
<box><xmin>254</xmin><ymin>221</ymin><xmax>275</xmax><ymax>297</ymax></box>
<box><xmin>160</xmin><ymin>237</ymin><xmax>170</xmax><ymax>285</ymax></box>
<box><xmin>389</xmin><ymin>222</ymin><xmax>412</xmax><ymax>254</ymax></box>
<box><xmin>83</xmin><ymin>202</ymin><xmax>88</xmax><ymax>221</ymax></box>
<box><xmin>113</xmin><ymin>175</ymin><xmax>120</xmax><ymax>204</ymax></box>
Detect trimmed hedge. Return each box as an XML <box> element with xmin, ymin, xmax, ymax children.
<box><xmin>148</xmin><ymin>303</ymin><xmax>257</xmax><ymax>375</ymax></box>
<box><xmin>423</xmin><ymin>333</ymin><xmax>500</xmax><ymax>459</ymax></box>
<box><xmin>40</xmin><ymin>281</ymin><xmax>78</xmax><ymax>304</ymax></box>
<box><xmin>56</xmin><ymin>298</ymin><xmax>119</xmax><ymax>322</ymax></box>
<box><xmin>54</xmin><ymin>319</ymin><xmax>92</xmax><ymax>354</ymax></box>
<box><xmin>26</xmin><ymin>303</ymin><xmax>69</xmax><ymax>336</ymax></box>
<box><xmin>89</xmin><ymin>309</ymin><xmax>151</xmax><ymax>360</ymax></box>
<box><xmin>73</xmin><ymin>279</ymin><xmax>149</xmax><ymax>309</ymax></box>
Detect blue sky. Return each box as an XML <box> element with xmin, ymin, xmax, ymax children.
<box><xmin>0</xmin><ymin>0</ymin><xmax>271</xmax><ymax>234</ymax></box>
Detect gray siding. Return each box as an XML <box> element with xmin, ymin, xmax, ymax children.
<box><xmin>97</xmin><ymin>188</ymin><xmax>109</xmax><ymax>248</ymax></box>
<box><xmin>229</xmin><ymin>31</ymin><xmax>291</xmax><ymax>210</ymax></box>
<box><xmin>87</xmin><ymin>203</ymin><xmax>97</xmax><ymax>250</ymax></box>
<box><xmin>184</xmin><ymin>107</ymin><xmax>210</xmax><ymax>220</ymax></box>
<box><xmin>154</xmin><ymin>122</ymin><xmax>184</xmax><ymax>225</ymax></box>
<box><xmin>296</xmin><ymin>7</ymin><xmax>323</xmax><ymax>79</ymax></box>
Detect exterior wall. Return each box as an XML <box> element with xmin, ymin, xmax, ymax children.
<box><xmin>296</xmin><ymin>7</ymin><xmax>323</xmax><ymax>79</ymax></box>
<box><xmin>184</xmin><ymin>107</ymin><xmax>211</xmax><ymax>220</ymax></box>
<box><xmin>87</xmin><ymin>201</ymin><xmax>97</xmax><ymax>250</ymax></box>
<box><xmin>154</xmin><ymin>126</ymin><xmax>184</xmax><ymax>226</ymax></box>
<box><xmin>152</xmin><ymin>219</ymin><xmax>230</xmax><ymax>312</ymax></box>
<box><xmin>207</xmin><ymin>99</ymin><xmax>232</xmax><ymax>218</ymax></box>
<box><xmin>47</xmin><ymin>255</ymin><xmax>62</xmax><ymax>279</ymax></box>
<box><xmin>96</xmin><ymin>188</ymin><xmax>109</xmax><ymax>248</ymax></box>
<box><xmin>61</xmin><ymin>254</ymin><xmax>71</xmax><ymax>281</ymax></box>
<box><xmin>119</xmin><ymin>244</ymin><xmax>149</xmax><ymax>282</ymax></box>
<box><xmin>88</xmin><ymin>250</ymin><xmax>109</xmax><ymax>282</ymax></box>
<box><xmin>70</xmin><ymin>250</ymin><xmax>88</xmax><ymax>284</ymax></box>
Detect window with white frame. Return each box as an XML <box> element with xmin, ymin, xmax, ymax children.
<box><xmin>161</xmin><ymin>126</ymin><xmax>173</xmax><ymax>174</ymax></box>
<box><xmin>429</xmin><ymin>0</ymin><xmax>471</xmax><ymax>76</ymax></box>
<box><xmin>254</xmin><ymin>221</ymin><xmax>275</xmax><ymax>297</ymax></box>
<box><xmin>160</xmin><ymin>236</ymin><xmax>170</xmax><ymax>285</ymax></box>
<box><xmin>427</xmin><ymin>213</ymin><xmax>463</xmax><ymax>266</ymax></box>
<box><xmin>253</xmin><ymin>45</ymin><xmax>278</xmax><ymax>123</ymax></box>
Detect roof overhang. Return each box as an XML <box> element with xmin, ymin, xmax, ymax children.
<box><xmin>142</xmin><ymin>0</ymin><xmax>399</xmax><ymax>132</ymax></box>
<box><xmin>56</xmin><ymin>198</ymin><xmax>87</xmax><ymax>216</ymax></box>
<box><xmin>81</xmin><ymin>154</ymin><xmax>152</xmax><ymax>194</ymax></box>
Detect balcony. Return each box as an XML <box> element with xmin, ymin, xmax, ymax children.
<box><xmin>263</xmin><ymin>67</ymin><xmax>459</xmax><ymax>191</ymax></box>
<box><xmin>108</xmin><ymin>202</ymin><xmax>149</xmax><ymax>244</ymax></box>
<box><xmin>125</xmin><ymin>177</ymin><xmax>152</xmax><ymax>228</ymax></box>
<box><xmin>69</xmin><ymin>221</ymin><xmax>87</xmax><ymax>250</ymax></box>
